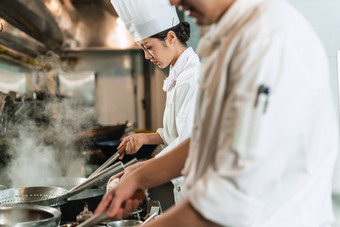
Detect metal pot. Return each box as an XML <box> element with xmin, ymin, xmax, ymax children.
<box><xmin>106</xmin><ymin>220</ymin><xmax>143</xmax><ymax>227</ymax></box>
<box><xmin>0</xmin><ymin>204</ymin><xmax>61</xmax><ymax>226</ymax></box>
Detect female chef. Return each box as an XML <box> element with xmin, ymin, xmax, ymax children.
<box><xmin>109</xmin><ymin>0</ymin><xmax>200</xmax><ymax>203</ymax></box>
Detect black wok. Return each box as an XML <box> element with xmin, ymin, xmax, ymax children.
<box><xmin>74</xmin><ymin>124</ymin><xmax>127</xmax><ymax>143</ymax></box>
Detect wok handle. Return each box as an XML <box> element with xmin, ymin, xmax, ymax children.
<box><xmin>88</xmin><ymin>144</ymin><xmax>127</xmax><ymax>178</ymax></box>
<box><xmin>117</xmin><ymin>143</ymin><xmax>127</xmax><ymax>156</ymax></box>
<box><xmin>77</xmin><ymin>189</ymin><xmax>146</xmax><ymax>227</ymax></box>
<box><xmin>123</xmin><ymin>158</ymin><xmax>138</xmax><ymax>168</ymax></box>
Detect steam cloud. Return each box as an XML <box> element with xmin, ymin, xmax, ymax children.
<box><xmin>4</xmin><ymin>99</ymin><xmax>95</xmax><ymax>188</ymax></box>
<box><xmin>0</xmin><ymin>51</ymin><xmax>96</xmax><ymax>188</ymax></box>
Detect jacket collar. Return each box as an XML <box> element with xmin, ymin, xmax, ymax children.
<box><xmin>163</xmin><ymin>47</ymin><xmax>196</xmax><ymax>92</ymax></box>
<box><xmin>197</xmin><ymin>0</ymin><xmax>265</xmax><ymax>58</ymax></box>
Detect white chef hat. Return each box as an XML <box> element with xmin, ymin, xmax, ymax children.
<box><xmin>110</xmin><ymin>0</ymin><xmax>180</xmax><ymax>42</ymax></box>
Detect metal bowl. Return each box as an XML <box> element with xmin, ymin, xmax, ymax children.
<box><xmin>107</xmin><ymin>220</ymin><xmax>143</xmax><ymax>227</ymax></box>
<box><xmin>0</xmin><ymin>204</ymin><xmax>61</xmax><ymax>226</ymax></box>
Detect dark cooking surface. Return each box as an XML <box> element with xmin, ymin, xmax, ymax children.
<box><xmin>60</xmin><ymin>188</ymin><xmax>105</xmax><ymax>222</ymax></box>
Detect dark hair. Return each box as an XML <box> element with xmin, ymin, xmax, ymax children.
<box><xmin>150</xmin><ymin>22</ymin><xmax>191</xmax><ymax>46</ymax></box>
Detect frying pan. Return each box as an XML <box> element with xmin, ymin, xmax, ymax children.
<box><xmin>0</xmin><ymin>161</ymin><xmax>126</xmax><ymax>207</ymax></box>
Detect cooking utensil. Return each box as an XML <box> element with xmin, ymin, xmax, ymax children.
<box><xmin>69</xmin><ymin>158</ymin><xmax>137</xmax><ymax>197</ymax></box>
<box><xmin>77</xmin><ymin>189</ymin><xmax>146</xmax><ymax>227</ymax></box>
<box><xmin>89</xmin><ymin>144</ymin><xmax>127</xmax><ymax>178</ymax></box>
<box><xmin>0</xmin><ymin>162</ymin><xmax>125</xmax><ymax>207</ymax></box>
<box><xmin>0</xmin><ymin>204</ymin><xmax>61</xmax><ymax>227</ymax></box>
<box><xmin>141</xmin><ymin>212</ymin><xmax>157</xmax><ymax>226</ymax></box>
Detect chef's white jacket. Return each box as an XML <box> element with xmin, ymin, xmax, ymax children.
<box><xmin>155</xmin><ymin>47</ymin><xmax>200</xmax><ymax>201</ymax></box>
<box><xmin>182</xmin><ymin>0</ymin><xmax>339</xmax><ymax>226</ymax></box>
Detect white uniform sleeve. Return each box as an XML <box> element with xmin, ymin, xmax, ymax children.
<box><xmin>188</xmin><ymin>168</ymin><xmax>264</xmax><ymax>226</ymax></box>
<box><xmin>156</xmin><ymin>79</ymin><xmax>197</xmax><ymax>158</ymax></box>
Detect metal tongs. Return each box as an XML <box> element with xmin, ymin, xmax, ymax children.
<box><xmin>77</xmin><ymin>189</ymin><xmax>146</xmax><ymax>227</ymax></box>
<box><xmin>89</xmin><ymin>143</ymin><xmax>127</xmax><ymax>178</ymax></box>
<box><xmin>69</xmin><ymin>157</ymin><xmax>137</xmax><ymax>194</ymax></box>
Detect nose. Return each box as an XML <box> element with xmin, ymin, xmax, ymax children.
<box><xmin>143</xmin><ymin>50</ymin><xmax>151</xmax><ymax>60</ymax></box>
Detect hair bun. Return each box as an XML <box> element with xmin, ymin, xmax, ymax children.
<box><xmin>179</xmin><ymin>22</ymin><xmax>191</xmax><ymax>43</ymax></box>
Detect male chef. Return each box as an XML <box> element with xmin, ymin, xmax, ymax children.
<box><xmin>96</xmin><ymin>0</ymin><xmax>339</xmax><ymax>226</ymax></box>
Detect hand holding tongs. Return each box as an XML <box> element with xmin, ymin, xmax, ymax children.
<box><xmin>89</xmin><ymin>143</ymin><xmax>127</xmax><ymax>178</ymax></box>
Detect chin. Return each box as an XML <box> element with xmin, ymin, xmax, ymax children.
<box><xmin>196</xmin><ymin>18</ymin><xmax>215</xmax><ymax>26</ymax></box>
<box><xmin>158</xmin><ymin>64</ymin><xmax>166</xmax><ymax>69</ymax></box>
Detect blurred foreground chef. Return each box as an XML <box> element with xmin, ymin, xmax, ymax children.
<box><xmin>109</xmin><ymin>0</ymin><xmax>200</xmax><ymax>203</ymax></box>
<box><xmin>97</xmin><ymin>0</ymin><xmax>339</xmax><ymax>226</ymax></box>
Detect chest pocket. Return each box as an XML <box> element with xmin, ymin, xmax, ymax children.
<box><xmin>222</xmin><ymin>88</ymin><xmax>270</xmax><ymax>168</ymax></box>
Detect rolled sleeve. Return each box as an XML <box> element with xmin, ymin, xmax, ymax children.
<box><xmin>156</xmin><ymin>128</ymin><xmax>166</xmax><ymax>144</ymax></box>
<box><xmin>187</xmin><ymin>167</ymin><xmax>264</xmax><ymax>226</ymax></box>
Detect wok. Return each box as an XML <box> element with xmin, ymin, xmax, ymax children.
<box><xmin>24</xmin><ymin>177</ymin><xmax>87</xmax><ymax>190</ymax></box>
<box><xmin>75</xmin><ymin>124</ymin><xmax>127</xmax><ymax>143</ymax></box>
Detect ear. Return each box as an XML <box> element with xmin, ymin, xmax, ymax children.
<box><xmin>166</xmin><ymin>31</ymin><xmax>177</xmax><ymax>44</ymax></box>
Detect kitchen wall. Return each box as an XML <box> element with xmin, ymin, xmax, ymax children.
<box><xmin>64</xmin><ymin>50</ymin><xmax>145</xmax><ymax>128</ymax></box>
<box><xmin>286</xmin><ymin>0</ymin><xmax>340</xmax><ymax>224</ymax></box>
<box><xmin>0</xmin><ymin>60</ymin><xmax>33</xmax><ymax>94</ymax></box>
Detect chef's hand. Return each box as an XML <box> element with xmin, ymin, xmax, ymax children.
<box><xmin>117</xmin><ymin>134</ymin><xmax>148</xmax><ymax>159</ymax></box>
<box><xmin>95</xmin><ymin>169</ymin><xmax>144</xmax><ymax>220</ymax></box>
<box><xmin>106</xmin><ymin>161</ymin><xmax>145</xmax><ymax>192</ymax></box>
